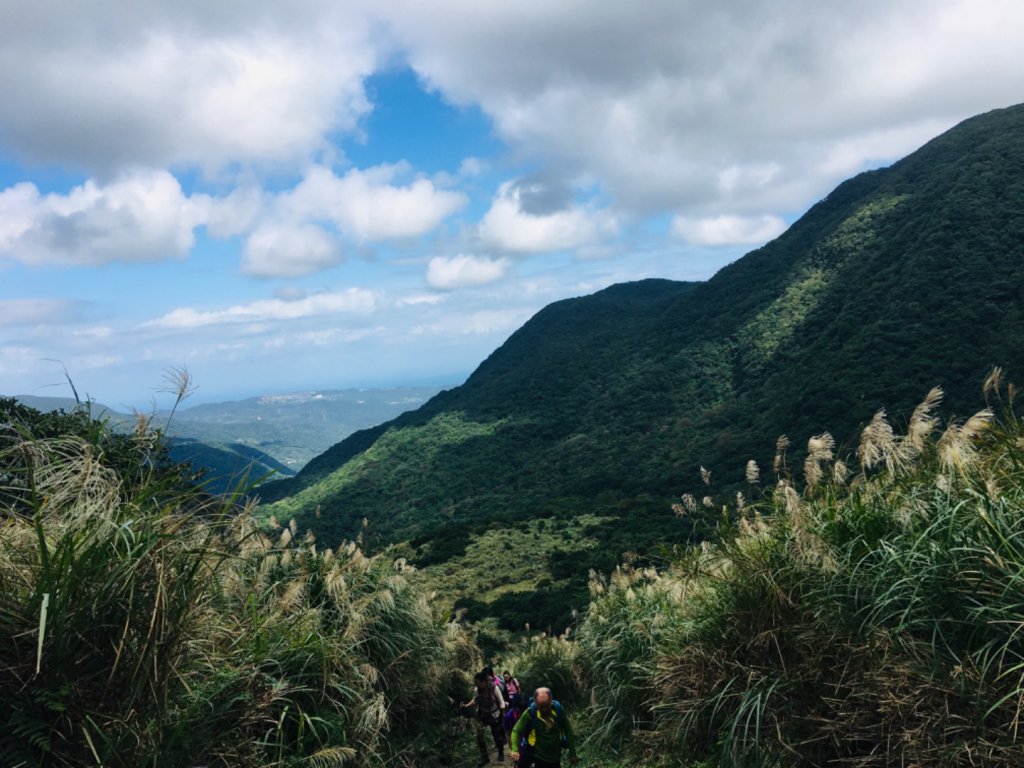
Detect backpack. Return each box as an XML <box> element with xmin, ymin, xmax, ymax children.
<box><xmin>519</xmin><ymin>700</ymin><xmax>568</xmax><ymax>749</ymax></box>
<box><xmin>494</xmin><ymin>674</ymin><xmax>508</xmax><ymax>704</ymax></box>
<box><xmin>476</xmin><ymin>686</ymin><xmax>503</xmax><ymax>726</ymax></box>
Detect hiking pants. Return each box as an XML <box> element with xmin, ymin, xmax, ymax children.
<box><xmin>475</xmin><ymin>712</ymin><xmax>504</xmax><ymax>754</ymax></box>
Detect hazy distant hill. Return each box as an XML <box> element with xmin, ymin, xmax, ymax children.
<box><xmin>10</xmin><ymin>387</ymin><xmax>442</xmax><ymax>494</ymax></box>
<box><xmin>164</xmin><ymin>388</ymin><xmax>442</xmax><ymax>470</ymax></box>
<box><xmin>259</xmin><ymin>103</ymin><xmax>1024</xmax><ymax>629</ymax></box>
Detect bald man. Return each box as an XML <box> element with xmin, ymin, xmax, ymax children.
<box><xmin>510</xmin><ymin>687</ymin><xmax>578</xmax><ymax>768</ymax></box>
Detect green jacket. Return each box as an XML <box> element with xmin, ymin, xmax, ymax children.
<box><xmin>511</xmin><ymin>702</ymin><xmax>577</xmax><ymax>763</ymax></box>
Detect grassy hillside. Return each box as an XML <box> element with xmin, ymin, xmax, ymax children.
<box><xmin>569</xmin><ymin>375</ymin><xmax>1024</xmax><ymax>767</ymax></box>
<box><xmin>260</xmin><ymin>103</ymin><xmax>1024</xmax><ymax>627</ymax></box>
<box><xmin>0</xmin><ymin>397</ymin><xmax>477</xmax><ymax>767</ymax></box>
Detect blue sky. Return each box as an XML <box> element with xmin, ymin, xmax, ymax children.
<box><xmin>2</xmin><ymin>0</ymin><xmax>1023</xmax><ymax>408</ymax></box>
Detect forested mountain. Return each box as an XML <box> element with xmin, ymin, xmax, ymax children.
<box><xmin>259</xmin><ymin>104</ymin><xmax>1024</xmax><ymax>628</ymax></box>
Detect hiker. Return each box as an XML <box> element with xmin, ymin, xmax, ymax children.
<box><xmin>501</xmin><ymin>670</ymin><xmax>523</xmax><ymax>745</ymax></box>
<box><xmin>503</xmin><ymin>670</ymin><xmax>522</xmax><ymax>708</ymax></box>
<box><xmin>510</xmin><ymin>687</ymin><xmax>578</xmax><ymax>768</ymax></box>
<box><xmin>463</xmin><ymin>670</ymin><xmax>507</xmax><ymax>765</ymax></box>
<box><xmin>484</xmin><ymin>664</ymin><xmax>508</xmax><ymax>702</ymax></box>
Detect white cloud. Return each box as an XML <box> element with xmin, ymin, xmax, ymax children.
<box><xmin>0</xmin><ymin>170</ymin><xmax>206</xmax><ymax>266</ymax></box>
<box><xmin>459</xmin><ymin>157</ymin><xmax>485</xmax><ymax>177</ymax></box>
<box><xmin>0</xmin><ymin>298</ymin><xmax>79</xmax><ymax>327</ymax></box>
<box><xmin>0</xmin><ymin>346</ymin><xmax>38</xmax><ymax>377</ymax></box>
<box><xmin>295</xmin><ymin>327</ymin><xmax>385</xmax><ymax>345</ymax></box>
<box><xmin>382</xmin><ymin>0</ymin><xmax>1024</xmax><ymax>212</ymax></box>
<box><xmin>412</xmin><ymin>308</ymin><xmax>534</xmax><ymax>336</ymax></box>
<box><xmin>144</xmin><ymin>289</ymin><xmax>377</xmax><ymax>330</ymax></box>
<box><xmin>241</xmin><ymin>223</ymin><xmax>343</xmax><ymax>278</ymax></box>
<box><xmin>396</xmin><ymin>293</ymin><xmax>446</xmax><ymax>307</ymax></box>
<box><xmin>479</xmin><ymin>181</ymin><xmax>617</xmax><ymax>253</ymax></box>
<box><xmin>426</xmin><ymin>254</ymin><xmax>510</xmax><ymax>289</ymax></box>
<box><xmin>71</xmin><ymin>325</ymin><xmax>113</xmax><ymax>339</ymax></box>
<box><xmin>0</xmin><ymin>5</ymin><xmax>378</xmax><ymax>174</ymax></box>
<box><xmin>0</xmin><ymin>162</ymin><xmax>465</xmax><ymax>274</ymax></box>
<box><xmin>671</xmin><ymin>214</ymin><xmax>787</xmax><ymax>246</ymax></box>
<box><xmin>216</xmin><ymin>164</ymin><xmax>468</xmax><ymax>276</ymax></box>
<box><xmin>284</xmin><ymin>164</ymin><xmax>467</xmax><ymax>241</ymax></box>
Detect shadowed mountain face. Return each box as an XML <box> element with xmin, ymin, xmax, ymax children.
<box><xmin>260</xmin><ymin>104</ymin><xmax>1024</xmax><ymax>623</ymax></box>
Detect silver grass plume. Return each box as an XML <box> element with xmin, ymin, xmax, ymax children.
<box><xmin>804</xmin><ymin>432</ymin><xmax>834</xmax><ymax>488</ymax></box>
<box><xmin>938</xmin><ymin>408</ymin><xmax>993</xmax><ymax>474</ymax></box>
<box><xmin>983</xmin><ymin>366</ymin><xmax>1003</xmax><ymax>400</ymax></box>
<box><xmin>859</xmin><ymin>410</ymin><xmax>896</xmax><ymax>471</ymax></box>
<box><xmin>901</xmin><ymin>387</ymin><xmax>943</xmax><ymax>463</ymax></box>
<box><xmin>773</xmin><ymin>435</ymin><xmax>790</xmax><ymax>473</ymax></box>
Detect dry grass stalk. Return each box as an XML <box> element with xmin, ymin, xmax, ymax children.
<box><xmin>938</xmin><ymin>409</ymin><xmax>993</xmax><ymax>474</ymax></box>
<box><xmin>746</xmin><ymin>460</ymin><xmax>760</xmax><ymax>484</ymax></box>
<box><xmin>804</xmin><ymin>432</ymin><xmax>835</xmax><ymax>488</ymax></box>
<box><xmin>859</xmin><ymin>410</ymin><xmax>896</xmax><ymax>471</ymax></box>
<box><xmin>984</xmin><ymin>366</ymin><xmax>1003</xmax><ymax>399</ymax></box>
<box><xmin>773</xmin><ymin>435</ymin><xmax>790</xmax><ymax>473</ymax></box>
<box><xmin>904</xmin><ymin>387</ymin><xmax>943</xmax><ymax>457</ymax></box>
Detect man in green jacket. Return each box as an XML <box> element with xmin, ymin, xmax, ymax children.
<box><xmin>510</xmin><ymin>687</ymin><xmax>578</xmax><ymax>768</ymax></box>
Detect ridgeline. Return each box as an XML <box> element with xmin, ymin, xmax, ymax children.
<box><xmin>259</xmin><ymin>103</ymin><xmax>1024</xmax><ymax>628</ymax></box>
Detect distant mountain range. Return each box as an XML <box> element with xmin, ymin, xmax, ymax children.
<box><xmin>258</xmin><ymin>103</ymin><xmax>1024</xmax><ymax>630</ymax></box>
<box><xmin>11</xmin><ymin>388</ymin><xmax>441</xmax><ymax>495</ymax></box>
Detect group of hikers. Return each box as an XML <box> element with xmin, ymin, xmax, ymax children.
<box><xmin>461</xmin><ymin>666</ymin><xmax>578</xmax><ymax>768</ymax></box>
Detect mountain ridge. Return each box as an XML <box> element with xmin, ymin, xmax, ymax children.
<box><xmin>259</xmin><ymin>103</ymin><xmax>1024</xmax><ymax>627</ymax></box>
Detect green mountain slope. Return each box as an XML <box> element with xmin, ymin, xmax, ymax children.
<box><xmin>259</xmin><ymin>103</ymin><xmax>1024</xmax><ymax>628</ymax></box>
<box><xmin>165</xmin><ymin>438</ymin><xmax>295</xmax><ymax>495</ymax></box>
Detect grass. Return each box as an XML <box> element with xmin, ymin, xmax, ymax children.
<box><xmin>14</xmin><ymin>367</ymin><xmax>1024</xmax><ymax>767</ymax></box>
<box><xmin>416</xmin><ymin>513</ymin><xmax>613</xmax><ymax>606</ymax></box>
<box><xmin>570</xmin><ymin>373</ymin><xmax>1024</xmax><ymax>766</ymax></box>
<box><xmin>0</xmin><ymin>394</ymin><xmax>479</xmax><ymax>767</ymax></box>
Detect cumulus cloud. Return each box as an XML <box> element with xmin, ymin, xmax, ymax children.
<box><xmin>0</xmin><ymin>3</ymin><xmax>378</xmax><ymax>174</ymax></box>
<box><xmin>479</xmin><ymin>181</ymin><xmax>617</xmax><ymax>253</ymax></box>
<box><xmin>241</xmin><ymin>223</ymin><xmax>343</xmax><ymax>278</ymax></box>
<box><xmin>0</xmin><ymin>170</ymin><xmax>207</xmax><ymax>266</ymax></box>
<box><xmin>283</xmin><ymin>164</ymin><xmax>467</xmax><ymax>241</ymax></box>
<box><xmin>671</xmin><ymin>214</ymin><xmax>787</xmax><ymax>246</ymax></box>
<box><xmin>144</xmin><ymin>289</ymin><xmax>377</xmax><ymax>330</ymax></box>
<box><xmin>426</xmin><ymin>254</ymin><xmax>510</xmax><ymax>289</ymax></box>
<box><xmin>382</xmin><ymin>0</ymin><xmax>1024</xmax><ymax>212</ymax></box>
<box><xmin>0</xmin><ymin>161</ymin><xmax>466</xmax><ymax>274</ymax></box>
<box><xmin>212</xmin><ymin>164</ymin><xmax>467</xmax><ymax>277</ymax></box>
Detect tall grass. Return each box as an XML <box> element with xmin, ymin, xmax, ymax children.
<box><xmin>500</xmin><ymin>632</ymin><xmax>584</xmax><ymax>709</ymax></box>
<box><xmin>578</xmin><ymin>376</ymin><xmax>1024</xmax><ymax>766</ymax></box>
<box><xmin>0</xmin><ymin>400</ymin><xmax>476</xmax><ymax>767</ymax></box>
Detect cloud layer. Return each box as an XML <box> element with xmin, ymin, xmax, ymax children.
<box><xmin>3</xmin><ymin>0</ymin><xmax>1023</xmax><ymax>403</ymax></box>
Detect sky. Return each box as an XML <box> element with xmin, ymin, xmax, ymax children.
<box><xmin>1</xmin><ymin>0</ymin><xmax>1023</xmax><ymax>408</ymax></box>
